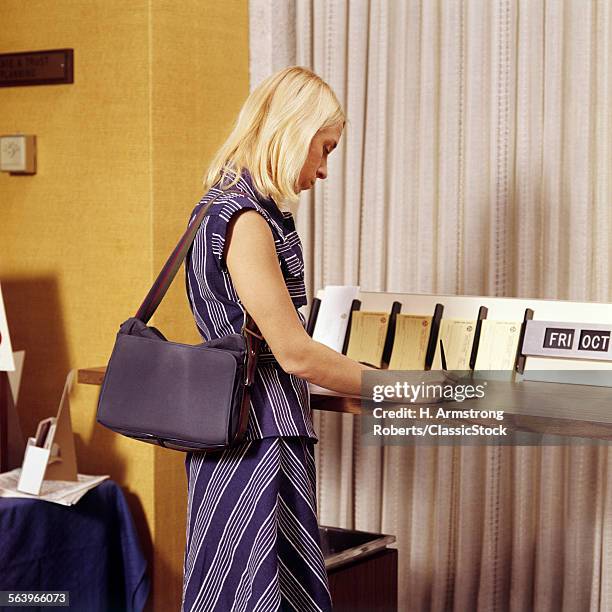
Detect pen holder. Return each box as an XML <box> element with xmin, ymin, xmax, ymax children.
<box><xmin>17</xmin><ymin>437</ymin><xmax>52</xmax><ymax>495</ymax></box>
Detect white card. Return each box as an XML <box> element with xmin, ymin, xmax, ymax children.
<box><xmin>17</xmin><ymin>441</ymin><xmax>51</xmax><ymax>495</ymax></box>
<box><xmin>474</xmin><ymin>320</ymin><xmax>522</xmax><ymax>370</ymax></box>
<box><xmin>7</xmin><ymin>350</ymin><xmax>25</xmax><ymax>404</ymax></box>
<box><xmin>0</xmin><ymin>284</ymin><xmax>15</xmax><ymax>371</ymax></box>
<box><xmin>312</xmin><ymin>285</ymin><xmax>360</xmax><ymax>352</ymax></box>
<box><xmin>432</xmin><ymin>319</ymin><xmax>476</xmax><ymax>370</ymax></box>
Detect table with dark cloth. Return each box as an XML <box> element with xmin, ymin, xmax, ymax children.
<box><xmin>0</xmin><ymin>479</ymin><xmax>150</xmax><ymax>612</ymax></box>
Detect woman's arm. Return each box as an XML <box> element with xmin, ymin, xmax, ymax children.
<box><xmin>224</xmin><ymin>210</ymin><xmax>372</xmax><ymax>396</ymax></box>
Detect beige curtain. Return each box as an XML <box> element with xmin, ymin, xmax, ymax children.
<box><xmin>249</xmin><ymin>1</ymin><xmax>612</xmax><ymax>610</ymax></box>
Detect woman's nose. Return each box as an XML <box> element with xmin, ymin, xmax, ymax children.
<box><xmin>317</xmin><ymin>160</ymin><xmax>327</xmax><ymax>180</ymax></box>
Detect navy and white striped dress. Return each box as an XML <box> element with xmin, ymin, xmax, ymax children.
<box><xmin>182</xmin><ymin>170</ymin><xmax>332</xmax><ymax>612</ymax></box>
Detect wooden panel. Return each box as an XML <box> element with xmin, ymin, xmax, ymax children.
<box><xmin>0</xmin><ymin>372</ymin><xmax>8</xmax><ymax>471</ymax></box>
<box><xmin>327</xmin><ymin>548</ymin><xmax>398</xmax><ymax>612</ymax></box>
<box><xmin>1</xmin><ymin>1</ymin><xmax>249</xmax><ymax>610</ymax></box>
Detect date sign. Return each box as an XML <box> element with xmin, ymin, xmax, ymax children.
<box><xmin>522</xmin><ymin>320</ymin><xmax>612</xmax><ymax>362</ymax></box>
<box><xmin>0</xmin><ymin>49</ymin><xmax>73</xmax><ymax>88</ymax></box>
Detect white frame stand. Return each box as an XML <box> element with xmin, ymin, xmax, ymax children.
<box><xmin>17</xmin><ymin>370</ymin><xmax>78</xmax><ymax>495</ymax></box>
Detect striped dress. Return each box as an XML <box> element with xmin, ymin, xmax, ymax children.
<box><xmin>182</xmin><ymin>170</ymin><xmax>332</xmax><ymax>612</ymax></box>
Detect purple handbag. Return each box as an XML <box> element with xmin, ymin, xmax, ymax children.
<box><xmin>96</xmin><ymin>190</ymin><xmax>263</xmax><ymax>452</ymax></box>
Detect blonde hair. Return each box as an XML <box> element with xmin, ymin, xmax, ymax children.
<box><xmin>202</xmin><ymin>66</ymin><xmax>345</xmax><ymax>204</ymax></box>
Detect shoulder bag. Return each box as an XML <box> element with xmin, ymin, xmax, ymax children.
<box><xmin>96</xmin><ymin>189</ymin><xmax>263</xmax><ymax>452</ymax></box>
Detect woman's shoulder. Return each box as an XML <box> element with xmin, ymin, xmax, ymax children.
<box><xmin>208</xmin><ymin>188</ymin><xmax>270</xmax><ymax>222</ymax></box>
<box><xmin>193</xmin><ymin>180</ymin><xmax>287</xmax><ymax>241</ymax></box>
<box><xmin>189</xmin><ymin>182</ymin><xmax>290</xmax><ymax>270</ymax></box>
<box><xmin>190</xmin><ymin>185</ymin><xmax>257</xmax><ymax>219</ymax></box>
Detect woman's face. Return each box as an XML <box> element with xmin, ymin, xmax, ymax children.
<box><xmin>297</xmin><ymin>122</ymin><xmax>343</xmax><ymax>192</ymax></box>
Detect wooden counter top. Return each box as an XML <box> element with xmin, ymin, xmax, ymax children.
<box><xmin>78</xmin><ymin>367</ymin><xmax>612</xmax><ymax>441</ymax></box>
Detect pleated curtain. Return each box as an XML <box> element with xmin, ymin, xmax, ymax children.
<box><xmin>249</xmin><ymin>1</ymin><xmax>612</xmax><ymax>610</ymax></box>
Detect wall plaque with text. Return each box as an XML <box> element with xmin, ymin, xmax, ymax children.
<box><xmin>0</xmin><ymin>49</ymin><xmax>73</xmax><ymax>88</ymax></box>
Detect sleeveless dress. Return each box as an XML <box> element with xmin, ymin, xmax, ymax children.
<box><xmin>181</xmin><ymin>170</ymin><xmax>332</xmax><ymax>612</ymax></box>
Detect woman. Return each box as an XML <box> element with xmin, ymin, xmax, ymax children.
<box><xmin>182</xmin><ymin>66</ymin><xmax>370</xmax><ymax>612</ymax></box>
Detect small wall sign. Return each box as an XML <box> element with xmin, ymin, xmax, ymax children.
<box><xmin>0</xmin><ymin>135</ymin><xmax>37</xmax><ymax>174</ymax></box>
<box><xmin>0</xmin><ymin>49</ymin><xmax>73</xmax><ymax>88</ymax></box>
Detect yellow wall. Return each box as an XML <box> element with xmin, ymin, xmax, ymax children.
<box><xmin>0</xmin><ymin>2</ymin><xmax>249</xmax><ymax>609</ymax></box>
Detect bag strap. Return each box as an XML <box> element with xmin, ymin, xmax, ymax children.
<box><xmin>134</xmin><ymin>188</ymin><xmax>264</xmax><ymax>352</ymax></box>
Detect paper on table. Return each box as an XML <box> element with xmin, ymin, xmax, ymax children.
<box><xmin>432</xmin><ymin>319</ymin><xmax>476</xmax><ymax>370</ymax></box>
<box><xmin>0</xmin><ymin>469</ymin><xmax>109</xmax><ymax>506</ymax></box>
<box><xmin>345</xmin><ymin>311</ymin><xmax>389</xmax><ymax>368</ymax></box>
<box><xmin>312</xmin><ymin>285</ymin><xmax>360</xmax><ymax>352</ymax></box>
<box><xmin>474</xmin><ymin>320</ymin><xmax>522</xmax><ymax>370</ymax></box>
<box><xmin>388</xmin><ymin>315</ymin><xmax>432</xmax><ymax>370</ymax></box>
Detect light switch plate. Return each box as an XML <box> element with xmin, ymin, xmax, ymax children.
<box><xmin>0</xmin><ymin>134</ymin><xmax>36</xmax><ymax>174</ymax></box>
